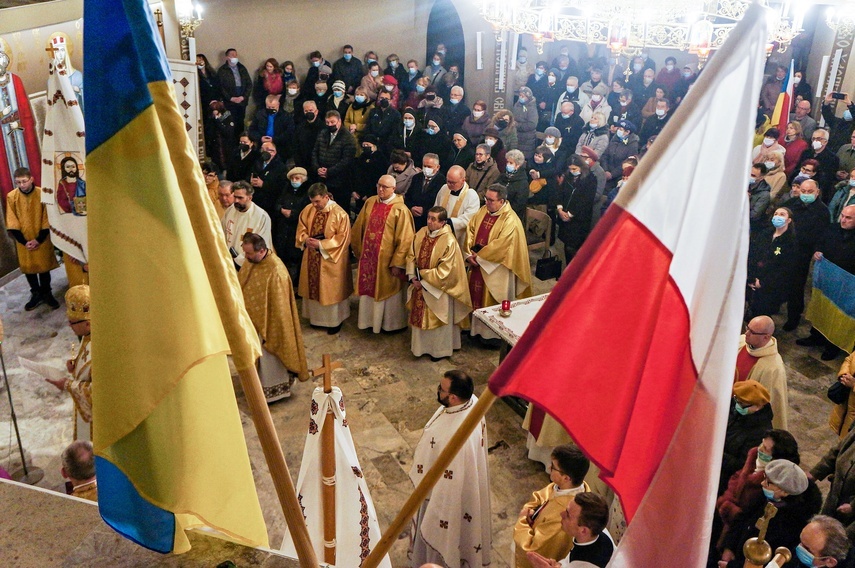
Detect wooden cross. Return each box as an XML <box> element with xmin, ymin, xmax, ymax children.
<box><xmin>755</xmin><ymin>502</ymin><xmax>778</xmax><ymax>544</ymax></box>
<box><xmin>45</xmin><ymin>44</ymin><xmax>59</xmax><ymax>59</ymax></box>
<box><xmin>312</xmin><ymin>353</ymin><xmax>342</xmax><ymax>394</ymax></box>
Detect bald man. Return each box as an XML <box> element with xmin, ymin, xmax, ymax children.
<box><xmin>735</xmin><ymin>316</ymin><xmax>788</xmax><ymax>429</ymax></box>
<box><xmin>434</xmin><ymin>165</ymin><xmax>480</xmax><ymax>249</ymax></box>
<box><xmin>352</xmin><ymin>174</ymin><xmax>416</xmax><ymax>333</ymax></box>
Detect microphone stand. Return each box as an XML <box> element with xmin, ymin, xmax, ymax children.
<box><xmin>0</xmin><ymin>341</ymin><xmax>44</xmax><ymax>485</ymax></box>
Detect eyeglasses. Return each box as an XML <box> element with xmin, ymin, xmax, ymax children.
<box><xmin>800</xmin><ymin>167</ymin><xmax>815</xmax><ymax>173</ymax></box>
<box><xmin>549</xmin><ymin>464</ymin><xmax>567</xmax><ymax>476</ymax></box>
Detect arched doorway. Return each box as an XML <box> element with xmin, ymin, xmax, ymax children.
<box><xmin>426</xmin><ymin>0</ymin><xmax>465</xmax><ymax>82</ymax></box>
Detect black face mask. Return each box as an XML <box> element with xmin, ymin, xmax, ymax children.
<box><xmin>496</xmin><ymin>119</ymin><xmax>509</xmax><ymax>130</ymax></box>
<box><xmin>260</xmin><ymin>151</ymin><xmax>272</xmax><ymax>161</ymax></box>
<box><xmin>305</xmin><ymin>111</ymin><xmax>316</xmax><ymax>121</ymax></box>
<box><xmin>267</xmin><ymin>108</ymin><xmax>277</xmax><ymax>115</ymax></box>
<box><xmin>327</xmin><ymin>124</ymin><xmax>338</xmax><ymax>134</ymax></box>
<box><xmin>425</xmin><ymin>93</ymin><xmax>436</xmax><ymax>101</ymax></box>
<box><xmin>239</xmin><ymin>143</ymin><xmax>250</xmax><ymax>152</ymax></box>
<box><xmin>378</xmin><ymin>98</ymin><xmax>390</xmax><ymax>109</ymax></box>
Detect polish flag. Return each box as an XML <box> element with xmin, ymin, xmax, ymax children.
<box><xmin>488</xmin><ymin>5</ymin><xmax>769</xmax><ymax>566</ymax></box>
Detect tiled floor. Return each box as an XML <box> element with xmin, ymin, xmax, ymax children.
<box><xmin>0</xmin><ymin>260</ymin><xmax>845</xmax><ymax>566</ymax></box>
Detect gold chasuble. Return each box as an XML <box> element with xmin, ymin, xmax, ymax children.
<box><xmin>464</xmin><ymin>202</ymin><xmax>532</xmax><ymax>308</ymax></box>
<box><xmin>406</xmin><ymin>224</ymin><xmax>471</xmax><ymax>330</ymax></box>
<box><xmin>206</xmin><ymin>177</ymin><xmax>225</xmax><ymax>218</ymax></box>
<box><xmin>352</xmin><ymin>194</ymin><xmax>415</xmax><ymax>301</ymax></box>
<box><xmin>238</xmin><ymin>251</ymin><xmax>308</xmax><ymax>380</ymax></box>
<box><xmin>5</xmin><ymin>187</ymin><xmax>59</xmax><ymax>273</ymax></box>
<box><xmin>297</xmin><ymin>200</ymin><xmax>353</xmax><ymax>306</ymax></box>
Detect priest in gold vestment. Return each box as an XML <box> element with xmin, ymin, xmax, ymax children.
<box><xmin>464</xmin><ymin>184</ymin><xmax>532</xmax><ymax>340</ymax></box>
<box><xmin>239</xmin><ymin>233</ymin><xmax>308</xmax><ymax>402</ymax></box>
<box><xmin>5</xmin><ymin>167</ymin><xmax>59</xmax><ymax>310</ymax></box>
<box><xmin>352</xmin><ymin>174</ymin><xmax>415</xmax><ymax>333</ymax></box>
<box><xmin>297</xmin><ymin>183</ymin><xmax>353</xmax><ymax>334</ymax></box>
<box><xmin>406</xmin><ymin>206</ymin><xmax>471</xmax><ymax>359</ymax></box>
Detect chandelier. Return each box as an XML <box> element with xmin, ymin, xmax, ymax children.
<box><xmin>826</xmin><ymin>2</ymin><xmax>855</xmax><ymax>37</ymax></box>
<box><xmin>480</xmin><ymin>0</ymin><xmax>807</xmax><ymax>63</ymax></box>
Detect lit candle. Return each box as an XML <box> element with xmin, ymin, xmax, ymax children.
<box><xmin>501</xmin><ymin>300</ymin><xmax>511</xmax><ymax>312</ymax></box>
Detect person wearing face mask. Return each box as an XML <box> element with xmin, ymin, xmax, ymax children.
<box><xmin>217</xmin><ymin>48</ymin><xmax>252</xmax><ymax>140</ymax></box>
<box><xmin>365</xmin><ymin>92</ymin><xmax>400</xmax><ymax>156</ymax></box>
<box><xmin>391</xmin><ymin>107</ymin><xmax>419</xmax><ymax>157</ymax></box>
<box><xmin>444</xmin><ymin>85</ymin><xmax>471</xmax><ymax>136</ymax></box>
<box><xmin>465</xmin><ymin>143</ymin><xmax>501</xmax><ymax>203</ymax></box>
<box><xmin>311</xmin><ymin>110</ymin><xmax>357</xmax><ymax>214</ymax></box>
<box><xmin>655</xmin><ymin>56</ymin><xmax>680</xmax><ymax>93</ymax></box>
<box><xmin>344</xmin><ymin>86</ymin><xmax>374</xmax><ymax>144</ymax></box>
<box><xmin>438</xmin><ymin>64</ymin><xmax>462</xmax><ymax>102</ymax></box>
<box><xmin>746</xmin><ymin>206</ymin><xmax>798</xmax><ymax>320</ymax></box>
<box><xmin>793</xmin><ymin>517</ymin><xmax>854</xmax><ymax>568</ymax></box>
<box><xmin>509</xmin><ymin>48</ymin><xmax>531</xmax><ymax>101</ymax></box>
<box><xmin>249</xmin><ymin>141</ymin><xmax>288</xmax><ymax>217</ymax></box>
<box><xmin>248</xmin><ymin>94</ymin><xmax>294</xmax><ymax>157</ymax></box>
<box><xmin>811</xmin><ymin>427</ymin><xmax>855</xmax><ymax>545</ymax></box>
<box><xmin>488</xmin><ymin>110</ymin><xmax>519</xmax><ymax>155</ymax></box>
<box><xmin>639</xmin><ymin>98</ymin><xmax>672</xmax><ymax>146</ymax></box>
<box><xmin>718</xmin><ymin>459</ymin><xmax>820</xmax><ymax>568</ymax></box>
<box><xmin>600</xmin><ymin>120</ymin><xmax>639</xmax><ymax>189</ymax></box>
<box><xmin>331</xmin><ymin>44</ymin><xmax>362</xmax><ymax>95</ymax></box>
<box><xmin>822</xmin><ymin>92</ymin><xmax>855</xmax><ymax>156</ymax></box>
<box><xmin>580</xmin><ymin>65</ymin><xmax>604</xmax><ymax>97</ymax></box>
<box><xmin>196</xmin><ymin>53</ymin><xmax>220</xmax><ymax>110</ymax></box>
<box><xmin>281</xmin><ymin>79</ymin><xmax>302</xmax><ymax>118</ymax></box>
<box><xmin>554</xmin><ymin>76</ymin><xmax>589</xmax><ymax>115</ymax></box>
<box><xmin>761</xmin><ymin>65</ymin><xmax>789</xmax><ymax>115</ymax></box>
<box><xmin>607</xmin><ymin>89</ymin><xmax>642</xmax><ymax>134</ymax></box>
<box><xmin>514</xmin><ymin>86</ymin><xmax>540</xmax><ymax>160</ymax></box>
<box><xmin>714</xmin><ymin>430</ymin><xmax>801</xmax><ymax>555</ymax></box>
<box><xmin>426</xmin><ymin>52</ymin><xmax>447</xmax><ymax>87</ymax></box>
<box><xmin>417</xmin><ymin>85</ymin><xmax>445</xmax><ymax>131</ymax></box>
<box><xmin>461</xmin><ymin>99</ymin><xmax>490</xmax><ymax>144</ymax></box>
<box><xmin>384</xmin><ymin>53</ymin><xmax>408</xmax><ymax>91</ymax></box>
<box><xmin>350</xmin><ymin>135</ymin><xmax>388</xmax><ymax>215</ymax></box>
<box><xmin>500</xmin><ymin>149</ymin><xmax>530</xmax><ymax>222</ymax></box>
<box><xmin>719</xmin><ymin>381</ymin><xmax>773</xmax><ymax>494</ymax></box>
<box><xmin>747</xmin><ymin>163</ymin><xmax>772</xmax><ymax>232</ymax></box>
<box><xmin>308</xmin><ymin>80</ymin><xmax>330</xmax><ymax>117</ymax></box>
<box><xmin>527</xmin><ymin>145</ymin><xmax>557</xmax><ymax>208</ymax></box>
<box><xmin>406</xmin><ymin>153</ymin><xmax>446</xmax><ymax>227</ymax></box>
<box><xmin>796</xmin><ymin>128</ymin><xmax>840</xmax><ymax>203</ymax></box>
<box><xmin>482</xmin><ymin>126</ymin><xmax>508</xmax><ymax>172</ymax></box>
<box><xmin>387</xmin><ymin>148</ymin><xmax>420</xmax><ymax>196</ymax></box>
<box><xmin>301</xmin><ymin>50</ymin><xmax>329</xmax><ymax>99</ymax></box>
<box><xmin>413</xmin><ymin>117</ymin><xmax>453</xmax><ymax>172</ymax></box>
<box><xmin>526</xmin><ymin>61</ymin><xmax>551</xmax><ymax>106</ymax></box>
<box><xmin>380</xmin><ymin>74</ymin><xmax>400</xmax><ymax>109</ymax></box>
<box><xmin>829</xmin><ymin>169</ymin><xmax>855</xmax><ymax>223</ymax></box>
<box><xmin>293</xmin><ymin>100</ymin><xmax>324</xmax><ymax>171</ymax></box>
<box><xmin>410</xmin><ymin>370</ymin><xmax>491</xmax><ymax>568</ymax></box>
<box><xmin>752</xmin><ymin>127</ymin><xmax>786</xmax><ymax>165</ymax></box>
<box><xmin>574</xmin><ymin>111</ymin><xmax>609</xmax><ymax>157</ymax></box>
<box><xmin>536</xmin><ymin>70</ymin><xmax>562</xmax><ymax>131</ymax></box>
<box><xmin>280</xmin><ymin>61</ymin><xmax>296</xmax><ymax>85</ymax></box>
<box><xmin>325</xmin><ymin>80</ymin><xmax>351</xmax><ymax>118</ymax></box>
<box><xmin>781</xmin><ymin>178</ymin><xmax>830</xmax><ymax>330</ymax></box>
<box><xmin>780</xmin><ymin>120</ymin><xmax>810</xmax><ymax>177</ymax></box>
<box><xmin>554</xmin><ymin>101</ymin><xmax>585</xmax><ymax>153</ymax></box>
<box><xmin>551</xmin><ymin>154</ymin><xmax>596</xmax><ymax>266</ymax></box>
<box><xmin>579</xmin><ymin>84</ymin><xmax>611</xmax><ymax>125</ymax></box>
<box><xmin>228</xmin><ymin>134</ymin><xmax>259</xmax><ymax>183</ymax></box>
<box><xmin>673</xmin><ymin>65</ymin><xmax>697</xmax><ymax>106</ymax></box>
<box><xmin>273</xmin><ymin>167</ymin><xmax>311</xmax><ymax>285</ymax></box>
<box><xmin>735</xmin><ymin>316</ymin><xmax>789</xmax><ymax>430</ymax></box>
<box><xmin>401</xmin><ymin>59</ymin><xmax>423</xmax><ymax>100</ymax></box>
<box><xmin>763</xmin><ymin>152</ymin><xmax>789</xmax><ymax>207</ymax></box>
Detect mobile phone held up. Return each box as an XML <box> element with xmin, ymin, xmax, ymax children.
<box><xmin>832</xmin><ymin>92</ymin><xmax>847</xmax><ymax>100</ymax></box>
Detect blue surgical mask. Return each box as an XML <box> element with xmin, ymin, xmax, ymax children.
<box><xmin>519</xmin><ymin>96</ymin><xmax>528</xmax><ymax>104</ymax></box>
<box><xmin>616</xmin><ymin>130</ymin><xmax>627</xmax><ymax>140</ymax></box>
<box><xmin>426</xmin><ymin>127</ymin><xmax>436</xmax><ymax>136</ymax></box>
<box><xmin>566</xmin><ymin>86</ymin><xmax>576</xmax><ymax>94</ymax></box>
<box><xmin>771</xmin><ymin>215</ymin><xmax>787</xmax><ymax>228</ymax></box>
<box><xmin>404</xmin><ymin>119</ymin><xmax>415</xmax><ymax>129</ymax></box>
<box><xmin>390</xmin><ymin>60</ymin><xmax>399</xmax><ymax>69</ymax></box>
<box><xmin>450</xmin><ymin>98</ymin><xmax>459</xmax><ymax>105</ymax></box>
<box><xmin>333</xmin><ymin>90</ymin><xmax>344</xmax><ymax>98</ymax></box>
<box><xmin>291</xmin><ymin>180</ymin><xmax>302</xmax><ymax>188</ymax></box>
<box><xmin>800</xmin><ymin>193</ymin><xmax>817</xmax><ymax>204</ymax></box>
<box><xmin>570</xmin><ymin>170</ymin><xmax>581</xmax><ymax>177</ymax></box>
<box><xmin>343</xmin><ymin>53</ymin><xmax>352</xmax><ymax>61</ymax></box>
<box><xmin>355</xmin><ymin>95</ymin><xmax>366</xmax><ymax>104</ymax></box>
<box><xmin>795</xmin><ymin>544</ymin><xmax>814</xmax><ymax>567</ymax></box>
<box><xmin>416</xmin><ymin>85</ymin><xmax>426</xmax><ymax>94</ymax></box>
<box><xmin>758</xmin><ymin>450</ymin><xmax>773</xmax><ymax>463</ymax></box>
<box><xmin>506</xmin><ymin>164</ymin><xmax>516</xmax><ymax>173</ymax></box>
<box><xmin>762</xmin><ymin>487</ymin><xmax>777</xmax><ymax>501</ymax></box>
<box><xmin>535</xmin><ymin>69</ymin><xmax>544</xmax><ymax>77</ymax></box>
<box><xmin>312</xmin><ymin>60</ymin><xmax>320</xmax><ymax>68</ymax></box>
<box><xmin>432</xmin><ymin>59</ymin><xmax>441</xmax><ymax>66</ymax></box>
<box><xmin>849</xmin><ymin>179</ymin><xmax>855</xmax><ymax>187</ymax></box>
<box><xmin>735</xmin><ymin>402</ymin><xmax>750</xmax><ymax>415</ymax></box>
<box><xmin>409</xmin><ymin>68</ymin><xmax>417</xmax><ymax>76</ymax></box>
<box><xmin>846</xmin><ymin>110</ymin><xmax>853</xmax><ymax>121</ymax></box>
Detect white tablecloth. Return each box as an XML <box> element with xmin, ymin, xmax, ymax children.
<box><xmin>471</xmin><ymin>293</ymin><xmax>549</xmax><ymax>345</ymax></box>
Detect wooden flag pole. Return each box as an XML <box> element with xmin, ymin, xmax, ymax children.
<box><xmin>362</xmin><ymin>388</ymin><xmax>498</xmax><ymax>568</ymax></box>
<box><xmin>314</xmin><ymin>354</ymin><xmax>342</xmax><ymax>567</ymax></box>
<box><xmin>236</xmin><ymin>365</ymin><xmax>319</xmax><ymax>568</ymax></box>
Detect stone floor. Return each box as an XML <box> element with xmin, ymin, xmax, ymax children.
<box><xmin>0</xmin><ymin>259</ymin><xmax>846</xmax><ymax>567</ymax></box>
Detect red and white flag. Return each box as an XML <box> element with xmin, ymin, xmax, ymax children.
<box><xmin>488</xmin><ymin>4</ymin><xmax>769</xmax><ymax>565</ymax></box>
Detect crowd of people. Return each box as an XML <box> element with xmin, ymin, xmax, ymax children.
<box><xmin>8</xmin><ymin>39</ymin><xmax>855</xmax><ymax>568</ymax></box>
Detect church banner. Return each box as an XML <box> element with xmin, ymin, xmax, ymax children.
<box><xmin>40</xmin><ymin>33</ymin><xmax>88</xmax><ymax>263</ymax></box>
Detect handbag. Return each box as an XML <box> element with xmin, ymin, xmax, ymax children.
<box><xmin>828</xmin><ymin>380</ymin><xmax>851</xmax><ymax>405</ymax></box>
<box><xmin>535</xmin><ymin>249</ymin><xmax>562</xmax><ymax>281</ymax></box>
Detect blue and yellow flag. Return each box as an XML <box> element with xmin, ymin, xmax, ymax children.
<box><xmin>84</xmin><ymin>0</ymin><xmax>267</xmax><ymax>554</ymax></box>
<box><xmin>807</xmin><ymin>258</ymin><xmax>855</xmax><ymax>353</ymax></box>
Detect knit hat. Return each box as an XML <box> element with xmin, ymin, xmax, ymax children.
<box><xmin>331</xmin><ymin>80</ymin><xmax>346</xmax><ymax>92</ymax></box>
<box><xmin>580</xmin><ymin>146</ymin><xmax>599</xmax><ymax>162</ymax></box>
<box><xmin>66</xmin><ymin>285</ymin><xmax>91</xmax><ymax>321</ymax></box>
<box><xmin>732</xmin><ymin>380</ymin><xmax>770</xmax><ymax>406</ymax></box>
<box><xmin>544</xmin><ymin>126</ymin><xmax>561</xmax><ymax>138</ymax></box>
<box><xmin>287</xmin><ymin>167</ymin><xmax>308</xmax><ymax>179</ymax></box>
<box><xmin>592</xmin><ymin>83</ymin><xmax>609</xmax><ymax>97</ymax></box>
<box><xmin>402</xmin><ymin>107</ymin><xmax>416</xmax><ymax>120</ymax></box>
<box><xmin>519</xmin><ymin>86</ymin><xmax>534</xmax><ymax>99</ymax></box>
<box><xmin>764</xmin><ymin>460</ymin><xmax>809</xmax><ymax>495</ymax></box>
<box><xmin>382</xmin><ymin>74</ymin><xmax>398</xmax><ymax>86</ymax></box>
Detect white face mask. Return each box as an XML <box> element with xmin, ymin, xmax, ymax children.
<box><xmin>423</xmin><ymin>166</ymin><xmax>435</xmax><ymax>177</ymax></box>
<box><xmin>633</xmin><ymin>63</ymin><xmax>642</xmax><ymax>72</ymax></box>
<box><xmin>763</xmin><ymin>137</ymin><xmax>775</xmax><ymax>147</ymax></box>
<box><xmin>591</xmin><ymin>95</ymin><xmax>602</xmax><ymax>103</ymax></box>
<box><xmin>385</xmin><ymin>84</ymin><xmax>394</xmax><ymax>91</ymax></box>
<box><xmin>370</xmin><ymin>70</ymin><xmax>379</xmax><ymax>78</ymax></box>
<box><xmin>666</xmin><ymin>64</ymin><xmax>674</xmax><ymax>71</ymax></box>
<box><xmin>545</xmin><ymin>136</ymin><xmax>556</xmax><ymax>145</ymax></box>
<box><xmin>655</xmin><ymin>108</ymin><xmax>666</xmax><ymax>117</ymax></box>
<box><xmin>764</xmin><ymin>161</ymin><xmax>775</xmax><ymax>170</ymax></box>
<box><xmin>288</xmin><ymin>88</ymin><xmax>298</xmax><ymax>96</ymax></box>
<box><xmin>813</xmin><ymin>139</ymin><xmax>824</xmax><ymax>150</ymax></box>
<box><xmin>485</xmin><ymin>138</ymin><xmax>496</xmax><ymax>147</ymax></box>
<box><xmin>793</xmin><ymin>76</ymin><xmax>801</xmax><ymax>85</ymax></box>
<box><xmin>473</xmin><ymin>110</ymin><xmax>485</xmax><ymax>119</ymax></box>
<box><xmin>229</xmin><ymin>57</ymin><xmax>239</xmax><ymax>66</ymax></box>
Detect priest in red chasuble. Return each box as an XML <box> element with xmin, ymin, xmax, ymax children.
<box><xmin>352</xmin><ymin>174</ymin><xmax>415</xmax><ymax>333</ymax></box>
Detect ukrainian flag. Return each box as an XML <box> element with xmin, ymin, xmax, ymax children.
<box><xmin>807</xmin><ymin>257</ymin><xmax>855</xmax><ymax>353</ymax></box>
<box><xmin>85</xmin><ymin>0</ymin><xmax>267</xmax><ymax>554</ymax></box>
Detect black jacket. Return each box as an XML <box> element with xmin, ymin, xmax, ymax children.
<box><xmin>818</xmin><ymin>225</ymin><xmax>855</xmax><ymax>275</ymax></box>
<box><xmin>405</xmin><ymin>172</ymin><xmax>446</xmax><ymax>231</ymax></box>
<box><xmin>272</xmin><ymin>182</ymin><xmax>309</xmax><ymax>264</ymax></box>
<box><xmin>311</xmin><ymin>127</ymin><xmax>356</xmax><ymax>191</ymax></box>
<box><xmin>501</xmin><ymin>166</ymin><xmax>530</xmax><ymax>224</ymax></box>
<box><xmin>249</xmin><ymin>156</ymin><xmax>288</xmax><ymax>217</ymax></box>
<box><xmin>248</xmin><ymin>109</ymin><xmax>295</xmax><ymax>157</ymax></box>
<box><xmin>551</xmin><ymin>172</ymin><xmax>596</xmax><ymax>249</ymax></box>
<box><xmin>366</xmin><ymin>107</ymin><xmax>402</xmax><ymax>155</ymax></box>
<box><xmin>227</xmin><ymin>147</ymin><xmax>259</xmax><ymax>182</ymax></box>
<box><xmin>795</xmin><ymin>148</ymin><xmax>841</xmax><ymax>203</ymax></box>
<box><xmin>720</xmin><ymin>401</ymin><xmax>774</xmax><ymax>491</ymax></box>
<box><xmin>217</xmin><ymin>62</ymin><xmax>252</xmax><ymax>102</ymax></box>
<box><xmin>781</xmin><ymin>196</ymin><xmax>831</xmax><ymax>255</ymax></box>
<box><xmin>293</xmin><ymin>120</ymin><xmax>324</xmax><ymax>171</ymax></box>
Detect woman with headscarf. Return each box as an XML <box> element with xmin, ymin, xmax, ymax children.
<box><xmin>514</xmin><ymin>86</ymin><xmax>539</xmax><ymax>159</ymax></box>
